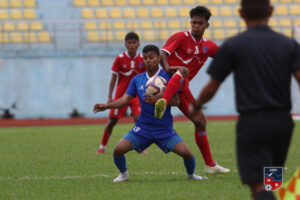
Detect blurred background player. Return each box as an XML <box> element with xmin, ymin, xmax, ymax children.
<box><xmin>94</xmin><ymin>45</ymin><xmax>206</xmax><ymax>182</ymax></box>
<box><xmin>155</xmin><ymin>6</ymin><xmax>229</xmax><ymax>174</ymax></box>
<box><xmin>97</xmin><ymin>32</ymin><xmax>146</xmax><ymax>154</ymax></box>
<box><xmin>189</xmin><ymin>0</ymin><xmax>300</xmax><ymax>199</ymax></box>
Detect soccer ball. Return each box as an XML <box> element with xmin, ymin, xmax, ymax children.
<box><xmin>145</xmin><ymin>76</ymin><xmax>167</xmax><ymax>96</ymax></box>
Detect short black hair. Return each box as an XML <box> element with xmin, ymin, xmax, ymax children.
<box><xmin>189</xmin><ymin>6</ymin><xmax>212</xmax><ymax>21</ymax></box>
<box><xmin>142</xmin><ymin>44</ymin><xmax>160</xmax><ymax>56</ymax></box>
<box><xmin>241</xmin><ymin>0</ymin><xmax>270</xmax><ymax>20</ymax></box>
<box><xmin>125</xmin><ymin>32</ymin><xmax>139</xmax><ymax>41</ymax></box>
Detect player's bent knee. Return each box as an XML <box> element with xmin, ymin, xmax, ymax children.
<box><xmin>178</xmin><ymin>67</ymin><xmax>189</xmax><ymax>78</ymax></box>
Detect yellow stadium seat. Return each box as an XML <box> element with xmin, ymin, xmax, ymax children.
<box><xmin>276</xmin><ymin>5</ymin><xmax>288</xmax><ymax>15</ymax></box>
<box><xmin>279</xmin><ymin>0</ymin><xmax>291</xmax><ymax>2</ymax></box>
<box><xmin>294</xmin><ymin>0</ymin><xmax>300</xmax><ymax>2</ymax></box>
<box><xmin>197</xmin><ymin>0</ymin><xmax>208</xmax><ymax>3</ymax></box>
<box><xmin>96</xmin><ymin>8</ymin><xmax>107</xmax><ymax>18</ymax></box>
<box><xmin>0</xmin><ymin>33</ymin><xmax>9</xmax><ymax>43</ymax></box>
<box><xmin>182</xmin><ymin>20</ymin><xmax>190</xmax><ymax>28</ymax></box>
<box><xmin>282</xmin><ymin>28</ymin><xmax>292</xmax><ymax>37</ymax></box>
<box><xmin>213</xmin><ymin>29</ymin><xmax>225</xmax><ymax>40</ymax></box>
<box><xmin>168</xmin><ymin>20</ymin><xmax>180</xmax><ymax>28</ymax></box>
<box><xmin>100</xmin><ymin>31</ymin><xmax>113</xmax><ymax>41</ymax></box>
<box><xmin>224</xmin><ymin>0</ymin><xmax>237</xmax><ymax>3</ymax></box>
<box><xmin>224</xmin><ymin>19</ymin><xmax>236</xmax><ymax>27</ymax></box>
<box><xmin>99</xmin><ymin>21</ymin><xmax>111</xmax><ymax>29</ymax></box>
<box><xmin>211</xmin><ymin>19</ymin><xmax>222</xmax><ymax>28</ymax></box>
<box><xmin>38</xmin><ymin>31</ymin><xmax>50</xmax><ymax>42</ymax></box>
<box><xmin>10</xmin><ymin>9</ymin><xmax>22</xmax><ymax>19</ymax></box>
<box><xmin>74</xmin><ymin>0</ymin><xmax>85</xmax><ymax>6</ymax></box>
<box><xmin>171</xmin><ymin>29</ymin><xmax>180</xmax><ymax>34</ymax></box>
<box><xmin>30</xmin><ymin>22</ymin><xmax>42</xmax><ymax>30</ymax></box>
<box><xmin>24</xmin><ymin>32</ymin><xmax>36</xmax><ymax>42</ymax></box>
<box><xmin>17</xmin><ymin>22</ymin><xmax>28</xmax><ymax>30</ymax></box>
<box><xmin>268</xmin><ymin>18</ymin><xmax>278</xmax><ymax>27</ymax></box>
<box><xmin>143</xmin><ymin>0</ymin><xmax>154</xmax><ymax>5</ymax></box>
<box><xmin>156</xmin><ymin>0</ymin><xmax>168</xmax><ymax>5</ymax></box>
<box><xmin>24</xmin><ymin>9</ymin><xmax>36</xmax><ymax>19</ymax></box>
<box><xmin>239</xmin><ymin>20</ymin><xmax>246</xmax><ymax>28</ymax></box>
<box><xmin>210</xmin><ymin>6</ymin><xmax>218</xmax><ymax>16</ymax></box>
<box><xmin>129</xmin><ymin>0</ymin><xmax>140</xmax><ymax>5</ymax></box>
<box><xmin>233</xmin><ymin>5</ymin><xmax>239</xmax><ymax>16</ymax></box>
<box><xmin>179</xmin><ymin>7</ymin><xmax>189</xmax><ymax>17</ymax></box>
<box><xmin>154</xmin><ymin>20</ymin><xmax>167</xmax><ymax>28</ymax></box>
<box><xmin>3</xmin><ymin>22</ymin><xmax>15</xmax><ymax>31</ymax></box>
<box><xmin>203</xmin><ymin>29</ymin><xmax>211</xmax><ymax>39</ymax></box>
<box><xmin>0</xmin><ymin>9</ymin><xmax>8</xmax><ymax>19</ymax></box>
<box><xmin>170</xmin><ymin>0</ymin><xmax>181</xmax><ymax>5</ymax></box>
<box><xmin>158</xmin><ymin>30</ymin><xmax>169</xmax><ymax>40</ymax></box>
<box><xmin>166</xmin><ymin>7</ymin><xmax>177</xmax><ymax>17</ymax></box>
<box><xmin>101</xmin><ymin>0</ymin><xmax>113</xmax><ymax>6</ymax></box>
<box><xmin>85</xmin><ymin>21</ymin><xmax>97</xmax><ymax>30</ymax></box>
<box><xmin>115</xmin><ymin>0</ymin><xmax>126</xmax><ymax>5</ymax></box>
<box><xmin>137</xmin><ymin>8</ymin><xmax>149</xmax><ymax>17</ymax></box>
<box><xmin>87</xmin><ymin>0</ymin><xmax>99</xmax><ymax>6</ymax></box>
<box><xmin>211</xmin><ymin>0</ymin><xmax>223</xmax><ymax>4</ymax></box>
<box><xmin>140</xmin><ymin>20</ymin><xmax>152</xmax><ymax>29</ymax></box>
<box><xmin>279</xmin><ymin>18</ymin><xmax>291</xmax><ymax>26</ymax></box>
<box><xmin>290</xmin><ymin>5</ymin><xmax>300</xmax><ymax>15</ymax></box>
<box><xmin>294</xmin><ymin>18</ymin><xmax>300</xmax><ymax>26</ymax></box>
<box><xmin>127</xmin><ymin>21</ymin><xmax>139</xmax><ymax>29</ymax></box>
<box><xmin>0</xmin><ymin>0</ymin><xmax>8</xmax><ymax>7</ymax></box>
<box><xmin>227</xmin><ymin>28</ymin><xmax>238</xmax><ymax>37</ymax></box>
<box><xmin>82</xmin><ymin>8</ymin><xmax>94</xmax><ymax>18</ymax></box>
<box><xmin>113</xmin><ymin>21</ymin><xmax>125</xmax><ymax>29</ymax></box>
<box><xmin>115</xmin><ymin>31</ymin><xmax>126</xmax><ymax>41</ymax></box>
<box><xmin>220</xmin><ymin>6</ymin><xmax>232</xmax><ymax>16</ymax></box>
<box><xmin>24</xmin><ymin>0</ymin><xmax>36</xmax><ymax>7</ymax></box>
<box><xmin>110</xmin><ymin>8</ymin><xmax>122</xmax><ymax>18</ymax></box>
<box><xmin>87</xmin><ymin>31</ymin><xmax>100</xmax><ymax>41</ymax></box>
<box><xmin>123</xmin><ymin>7</ymin><xmax>136</xmax><ymax>18</ymax></box>
<box><xmin>151</xmin><ymin>7</ymin><xmax>163</xmax><ymax>18</ymax></box>
<box><xmin>270</xmin><ymin>0</ymin><xmax>277</xmax><ymax>3</ymax></box>
<box><xmin>143</xmin><ymin>30</ymin><xmax>156</xmax><ymax>40</ymax></box>
<box><xmin>183</xmin><ymin>0</ymin><xmax>195</xmax><ymax>4</ymax></box>
<box><xmin>11</xmin><ymin>32</ymin><xmax>22</xmax><ymax>43</ymax></box>
<box><xmin>10</xmin><ymin>0</ymin><xmax>21</xmax><ymax>7</ymax></box>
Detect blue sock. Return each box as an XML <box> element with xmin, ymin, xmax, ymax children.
<box><xmin>113</xmin><ymin>154</ymin><xmax>127</xmax><ymax>173</ymax></box>
<box><xmin>184</xmin><ymin>155</ymin><xmax>195</xmax><ymax>175</ymax></box>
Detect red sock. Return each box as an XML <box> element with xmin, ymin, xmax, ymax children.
<box><xmin>101</xmin><ymin>131</ymin><xmax>111</xmax><ymax>146</ymax></box>
<box><xmin>194</xmin><ymin>131</ymin><xmax>216</xmax><ymax>167</ymax></box>
<box><xmin>162</xmin><ymin>73</ymin><xmax>183</xmax><ymax>104</ymax></box>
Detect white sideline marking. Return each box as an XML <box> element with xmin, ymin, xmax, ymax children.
<box><xmin>0</xmin><ymin>172</ymin><xmax>186</xmax><ymax>181</ymax></box>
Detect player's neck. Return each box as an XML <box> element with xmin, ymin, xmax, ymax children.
<box><xmin>127</xmin><ymin>51</ymin><xmax>137</xmax><ymax>58</ymax></box>
<box><xmin>245</xmin><ymin>19</ymin><xmax>268</xmax><ymax>28</ymax></box>
<box><xmin>191</xmin><ymin>33</ymin><xmax>202</xmax><ymax>42</ymax></box>
<box><xmin>147</xmin><ymin>68</ymin><xmax>159</xmax><ymax>77</ymax></box>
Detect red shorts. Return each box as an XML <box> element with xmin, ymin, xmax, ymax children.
<box><xmin>178</xmin><ymin>79</ymin><xmax>195</xmax><ymax>117</ymax></box>
<box><xmin>109</xmin><ymin>96</ymin><xmax>141</xmax><ymax>119</ymax></box>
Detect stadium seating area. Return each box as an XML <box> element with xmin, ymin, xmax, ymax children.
<box><xmin>0</xmin><ymin>0</ymin><xmax>299</xmax><ymax>48</ymax></box>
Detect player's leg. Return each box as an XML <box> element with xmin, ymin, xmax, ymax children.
<box><xmin>179</xmin><ymin>87</ymin><xmax>230</xmax><ymax>174</ymax></box>
<box><xmin>97</xmin><ymin>105</ymin><xmax>128</xmax><ymax>154</ymax></box>
<box><xmin>154</xmin><ymin>67</ymin><xmax>188</xmax><ymax>119</ymax></box>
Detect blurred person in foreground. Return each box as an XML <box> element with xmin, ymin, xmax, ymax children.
<box><xmin>189</xmin><ymin>0</ymin><xmax>300</xmax><ymax>199</ymax></box>
<box><xmin>97</xmin><ymin>32</ymin><xmax>146</xmax><ymax>154</ymax></box>
<box><xmin>94</xmin><ymin>45</ymin><xmax>206</xmax><ymax>182</ymax></box>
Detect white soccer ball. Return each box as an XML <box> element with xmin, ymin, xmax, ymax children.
<box><xmin>145</xmin><ymin>76</ymin><xmax>167</xmax><ymax>96</ymax></box>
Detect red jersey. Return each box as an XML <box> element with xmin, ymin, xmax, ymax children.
<box><xmin>161</xmin><ymin>31</ymin><xmax>219</xmax><ymax>81</ymax></box>
<box><xmin>111</xmin><ymin>52</ymin><xmax>146</xmax><ymax>98</ymax></box>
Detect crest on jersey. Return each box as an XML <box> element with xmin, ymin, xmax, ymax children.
<box><xmin>139</xmin><ymin>62</ymin><xmax>143</xmax><ymax>68</ymax></box>
<box><xmin>202</xmin><ymin>46</ymin><xmax>208</xmax><ymax>54</ymax></box>
<box><xmin>264</xmin><ymin>167</ymin><xmax>283</xmax><ymax>191</ymax></box>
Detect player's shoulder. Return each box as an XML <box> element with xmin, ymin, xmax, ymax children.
<box><xmin>116</xmin><ymin>52</ymin><xmax>126</xmax><ymax>59</ymax></box>
<box><xmin>158</xmin><ymin>69</ymin><xmax>171</xmax><ymax>79</ymax></box>
<box><xmin>202</xmin><ymin>38</ymin><xmax>218</xmax><ymax>47</ymax></box>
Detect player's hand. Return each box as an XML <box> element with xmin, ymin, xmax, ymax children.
<box><xmin>167</xmin><ymin>66</ymin><xmax>182</xmax><ymax>74</ymax></box>
<box><xmin>93</xmin><ymin>104</ymin><xmax>108</xmax><ymax>113</ymax></box>
<box><xmin>143</xmin><ymin>93</ymin><xmax>159</xmax><ymax>104</ymax></box>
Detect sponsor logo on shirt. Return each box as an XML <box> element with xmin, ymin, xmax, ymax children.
<box><xmin>187</xmin><ymin>48</ymin><xmax>192</xmax><ymax>54</ymax></box>
<box><xmin>139</xmin><ymin>62</ymin><xmax>143</xmax><ymax>68</ymax></box>
<box><xmin>123</xmin><ymin>64</ymin><xmax>127</xmax><ymax>69</ymax></box>
<box><xmin>139</xmin><ymin>85</ymin><xmax>144</xmax><ymax>90</ymax></box>
<box><xmin>133</xmin><ymin>126</ymin><xmax>140</xmax><ymax>132</ymax></box>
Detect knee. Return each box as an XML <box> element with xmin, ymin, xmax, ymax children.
<box><xmin>182</xmin><ymin>150</ymin><xmax>194</xmax><ymax>160</ymax></box>
<box><xmin>113</xmin><ymin>146</ymin><xmax>124</xmax><ymax>157</ymax></box>
<box><xmin>178</xmin><ymin>67</ymin><xmax>189</xmax><ymax>78</ymax></box>
<box><xmin>193</xmin><ymin>118</ymin><xmax>206</xmax><ymax>129</ymax></box>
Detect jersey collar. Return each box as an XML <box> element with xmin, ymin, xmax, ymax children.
<box><xmin>189</xmin><ymin>30</ymin><xmax>202</xmax><ymax>44</ymax></box>
<box><xmin>146</xmin><ymin>68</ymin><xmax>161</xmax><ymax>79</ymax></box>
<box><xmin>125</xmin><ymin>51</ymin><xmax>139</xmax><ymax>59</ymax></box>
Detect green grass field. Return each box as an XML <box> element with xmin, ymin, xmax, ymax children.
<box><xmin>0</xmin><ymin>120</ymin><xmax>299</xmax><ymax>200</ymax></box>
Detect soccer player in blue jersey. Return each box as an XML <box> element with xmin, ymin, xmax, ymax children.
<box><xmin>93</xmin><ymin>45</ymin><xmax>206</xmax><ymax>182</ymax></box>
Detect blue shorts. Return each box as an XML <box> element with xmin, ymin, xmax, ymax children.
<box><xmin>123</xmin><ymin>129</ymin><xmax>183</xmax><ymax>153</ymax></box>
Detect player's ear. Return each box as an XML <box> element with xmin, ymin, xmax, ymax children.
<box><xmin>268</xmin><ymin>5</ymin><xmax>274</xmax><ymax>17</ymax></box>
<box><xmin>239</xmin><ymin>7</ymin><xmax>245</xmax><ymax>19</ymax></box>
<box><xmin>206</xmin><ymin>22</ymin><xmax>210</xmax><ymax>29</ymax></box>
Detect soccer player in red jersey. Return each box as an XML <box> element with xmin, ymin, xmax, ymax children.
<box><xmin>97</xmin><ymin>32</ymin><xmax>146</xmax><ymax>154</ymax></box>
<box><xmin>155</xmin><ymin>6</ymin><xmax>229</xmax><ymax>174</ymax></box>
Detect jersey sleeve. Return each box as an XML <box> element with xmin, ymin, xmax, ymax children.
<box><xmin>208</xmin><ymin>40</ymin><xmax>219</xmax><ymax>58</ymax></box>
<box><xmin>291</xmin><ymin>40</ymin><xmax>300</xmax><ymax>73</ymax></box>
<box><xmin>207</xmin><ymin>40</ymin><xmax>234</xmax><ymax>83</ymax></box>
<box><xmin>125</xmin><ymin>76</ymin><xmax>137</xmax><ymax>97</ymax></box>
<box><xmin>161</xmin><ymin>32</ymin><xmax>184</xmax><ymax>55</ymax></box>
<box><xmin>111</xmin><ymin>56</ymin><xmax>120</xmax><ymax>74</ymax></box>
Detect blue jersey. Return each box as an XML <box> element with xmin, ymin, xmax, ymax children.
<box><xmin>126</xmin><ymin>69</ymin><xmax>173</xmax><ymax>138</ymax></box>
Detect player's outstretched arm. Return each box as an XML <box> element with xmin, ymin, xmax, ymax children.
<box><xmin>93</xmin><ymin>94</ymin><xmax>133</xmax><ymax>113</ymax></box>
<box><xmin>168</xmin><ymin>93</ymin><xmax>180</xmax><ymax>106</ymax></box>
<box><xmin>107</xmin><ymin>73</ymin><xmax>117</xmax><ymax>103</ymax></box>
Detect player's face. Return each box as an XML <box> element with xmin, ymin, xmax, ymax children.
<box><xmin>190</xmin><ymin>16</ymin><xmax>209</xmax><ymax>39</ymax></box>
<box><xmin>143</xmin><ymin>52</ymin><xmax>160</xmax><ymax>72</ymax></box>
<box><xmin>125</xmin><ymin>39</ymin><xmax>140</xmax><ymax>54</ymax></box>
